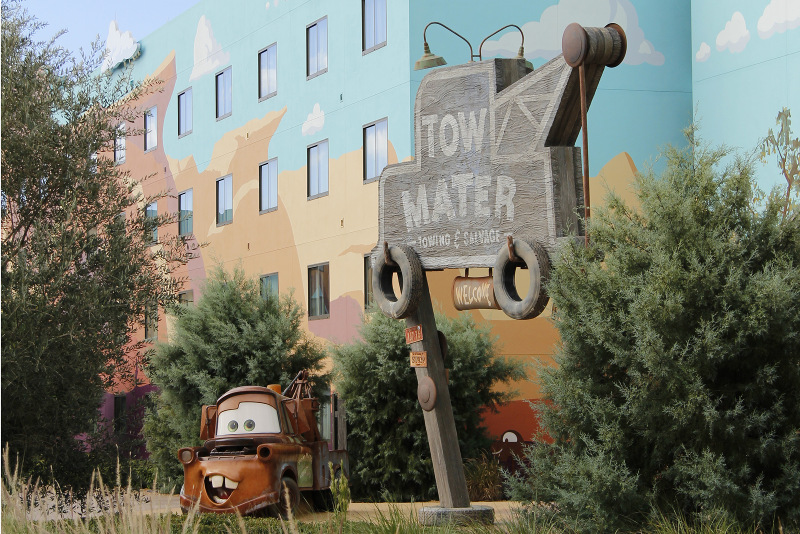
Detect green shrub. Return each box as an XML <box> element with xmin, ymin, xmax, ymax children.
<box><xmin>143</xmin><ymin>264</ymin><xmax>329</xmax><ymax>489</ymax></box>
<box><xmin>507</xmin><ymin>129</ymin><xmax>800</xmax><ymax>532</ymax></box>
<box><xmin>332</xmin><ymin>309</ymin><xmax>525</xmax><ymax>501</ymax></box>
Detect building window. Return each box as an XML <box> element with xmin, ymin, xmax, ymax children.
<box><xmin>259</xmin><ymin>158</ymin><xmax>278</xmax><ymax>212</ymax></box>
<box><xmin>307</xmin><ymin>140</ymin><xmax>328</xmax><ymax>199</ymax></box>
<box><xmin>364</xmin><ymin>255</ymin><xmax>374</xmax><ymax>309</ymax></box>
<box><xmin>216</xmin><ymin>67</ymin><xmax>232</xmax><ymax>119</ymax></box>
<box><xmin>144</xmin><ymin>302</ymin><xmax>158</xmax><ymax>341</ymax></box>
<box><xmin>113</xmin><ymin>395</ymin><xmax>127</xmax><ymax>433</ymax></box>
<box><xmin>178</xmin><ymin>190</ymin><xmax>193</xmax><ymax>237</ymax></box>
<box><xmin>306</xmin><ymin>17</ymin><xmax>328</xmax><ymax>79</ymax></box>
<box><xmin>114</xmin><ymin>123</ymin><xmax>126</xmax><ymax>163</ymax></box>
<box><xmin>178</xmin><ymin>88</ymin><xmax>193</xmax><ymax>137</ymax></box>
<box><xmin>258</xmin><ymin>44</ymin><xmax>277</xmax><ymax>100</ymax></box>
<box><xmin>178</xmin><ymin>290</ymin><xmax>194</xmax><ymax>306</ymax></box>
<box><xmin>308</xmin><ymin>263</ymin><xmax>329</xmax><ymax>318</ymax></box>
<box><xmin>260</xmin><ymin>273</ymin><xmax>279</xmax><ymax>300</ymax></box>
<box><xmin>216</xmin><ymin>175</ymin><xmax>233</xmax><ymax>225</ymax></box>
<box><xmin>146</xmin><ymin>201</ymin><xmax>158</xmax><ymax>243</ymax></box>
<box><xmin>363</xmin><ymin>118</ymin><xmax>388</xmax><ymax>182</ymax></box>
<box><xmin>144</xmin><ymin>106</ymin><xmax>157</xmax><ymax>151</ymax></box>
<box><xmin>363</xmin><ymin>0</ymin><xmax>387</xmax><ymax>53</ymax></box>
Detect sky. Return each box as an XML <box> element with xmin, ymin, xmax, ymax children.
<box><xmin>22</xmin><ymin>0</ymin><xmax>201</xmax><ymax>58</ymax></box>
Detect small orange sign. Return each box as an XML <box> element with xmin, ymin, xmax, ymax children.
<box><xmin>405</xmin><ymin>325</ymin><xmax>423</xmax><ymax>344</ymax></box>
<box><xmin>410</xmin><ymin>351</ymin><xmax>428</xmax><ymax>368</ymax></box>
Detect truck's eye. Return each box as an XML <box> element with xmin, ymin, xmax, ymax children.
<box><xmin>244</xmin><ymin>419</ymin><xmax>255</xmax><ymax>431</ymax></box>
<box><xmin>227</xmin><ymin>420</ymin><xmax>238</xmax><ymax>432</ymax></box>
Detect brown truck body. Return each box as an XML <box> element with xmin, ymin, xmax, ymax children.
<box><xmin>178</xmin><ymin>379</ymin><xmax>347</xmax><ymax>516</ymax></box>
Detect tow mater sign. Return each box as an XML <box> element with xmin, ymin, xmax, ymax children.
<box><xmin>370</xmin><ymin>24</ymin><xmax>625</xmax><ymax>523</ymax></box>
<box><xmin>373</xmin><ymin>24</ymin><xmax>625</xmax><ymax>320</ymax></box>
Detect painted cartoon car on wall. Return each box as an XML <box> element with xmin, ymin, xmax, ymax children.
<box><xmin>178</xmin><ymin>372</ymin><xmax>347</xmax><ymax>516</ymax></box>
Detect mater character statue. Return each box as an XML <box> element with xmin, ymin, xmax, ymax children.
<box><xmin>178</xmin><ymin>371</ymin><xmax>348</xmax><ymax>517</ymax></box>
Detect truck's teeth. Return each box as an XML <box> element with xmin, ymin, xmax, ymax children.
<box><xmin>210</xmin><ymin>475</ymin><xmax>224</xmax><ymax>488</ymax></box>
<box><xmin>225</xmin><ymin>478</ymin><xmax>239</xmax><ymax>489</ymax></box>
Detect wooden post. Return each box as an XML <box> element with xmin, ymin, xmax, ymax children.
<box><xmin>405</xmin><ymin>273</ymin><xmax>470</xmax><ymax>508</ymax></box>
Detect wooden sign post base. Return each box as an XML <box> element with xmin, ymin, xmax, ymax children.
<box><xmin>405</xmin><ymin>273</ymin><xmax>494</xmax><ymax>525</ymax></box>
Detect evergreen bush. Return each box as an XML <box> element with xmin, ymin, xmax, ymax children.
<box><xmin>507</xmin><ymin>128</ymin><xmax>800</xmax><ymax>531</ymax></box>
<box><xmin>143</xmin><ymin>264</ymin><xmax>328</xmax><ymax>488</ymax></box>
<box><xmin>332</xmin><ymin>309</ymin><xmax>525</xmax><ymax>501</ymax></box>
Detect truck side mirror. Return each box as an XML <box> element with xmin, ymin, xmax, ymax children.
<box><xmin>200</xmin><ymin>405</ymin><xmax>217</xmax><ymax>440</ymax></box>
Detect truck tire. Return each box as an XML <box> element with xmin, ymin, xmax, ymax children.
<box><xmin>493</xmin><ymin>240</ymin><xmax>550</xmax><ymax>320</ymax></box>
<box><xmin>372</xmin><ymin>244</ymin><xmax>424</xmax><ymax>319</ymax></box>
<box><xmin>272</xmin><ymin>477</ymin><xmax>299</xmax><ymax>519</ymax></box>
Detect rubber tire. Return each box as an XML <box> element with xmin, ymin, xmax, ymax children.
<box><xmin>372</xmin><ymin>244</ymin><xmax>424</xmax><ymax>319</ymax></box>
<box><xmin>272</xmin><ymin>477</ymin><xmax>299</xmax><ymax>519</ymax></box>
<box><xmin>493</xmin><ymin>240</ymin><xmax>550</xmax><ymax>320</ymax></box>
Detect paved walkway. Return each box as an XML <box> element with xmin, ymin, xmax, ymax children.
<box><xmin>134</xmin><ymin>492</ymin><xmax>525</xmax><ymax>523</ymax></box>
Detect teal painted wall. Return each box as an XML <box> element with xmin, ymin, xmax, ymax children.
<box><xmin>691</xmin><ymin>0</ymin><xmax>799</xmax><ymax>192</ymax></box>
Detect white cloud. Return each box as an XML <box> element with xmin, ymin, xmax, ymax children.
<box><xmin>265</xmin><ymin>2</ymin><xmax>270</xmax><ymax>9</ymax></box>
<box><xmin>102</xmin><ymin>20</ymin><xmax>139</xmax><ymax>72</ymax></box>
<box><xmin>480</xmin><ymin>0</ymin><xmax>664</xmax><ymax>66</ymax></box>
<box><xmin>758</xmin><ymin>0</ymin><xmax>800</xmax><ymax>39</ymax></box>
<box><xmin>695</xmin><ymin>41</ymin><xmax>711</xmax><ymax>62</ymax></box>
<box><xmin>302</xmin><ymin>103</ymin><xmax>325</xmax><ymax>136</ymax></box>
<box><xmin>716</xmin><ymin>12</ymin><xmax>750</xmax><ymax>53</ymax></box>
<box><xmin>189</xmin><ymin>16</ymin><xmax>230</xmax><ymax>81</ymax></box>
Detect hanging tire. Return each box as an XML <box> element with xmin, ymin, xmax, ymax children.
<box><xmin>493</xmin><ymin>240</ymin><xmax>550</xmax><ymax>320</ymax></box>
<box><xmin>372</xmin><ymin>244</ymin><xmax>424</xmax><ymax>319</ymax></box>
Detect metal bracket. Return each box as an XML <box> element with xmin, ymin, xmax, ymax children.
<box><xmin>507</xmin><ymin>235</ymin><xmax>521</xmax><ymax>263</ymax></box>
<box><xmin>383</xmin><ymin>241</ymin><xmax>398</xmax><ymax>267</ymax></box>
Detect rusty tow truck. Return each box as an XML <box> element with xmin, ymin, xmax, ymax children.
<box><xmin>178</xmin><ymin>372</ymin><xmax>348</xmax><ymax>516</ymax></box>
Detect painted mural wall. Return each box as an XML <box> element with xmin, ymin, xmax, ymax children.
<box><xmin>691</xmin><ymin>0</ymin><xmax>799</xmax><ymax>192</ymax></box>
<box><xmin>107</xmin><ymin>0</ymin><xmax>796</xmax><ymax>442</ymax></box>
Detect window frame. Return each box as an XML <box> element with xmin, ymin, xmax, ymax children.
<box><xmin>114</xmin><ymin>123</ymin><xmax>126</xmax><ymax>164</ymax></box>
<box><xmin>178</xmin><ymin>88</ymin><xmax>193</xmax><ymax>138</ymax></box>
<box><xmin>259</xmin><ymin>158</ymin><xmax>278</xmax><ymax>213</ymax></box>
<box><xmin>306</xmin><ymin>16</ymin><xmax>328</xmax><ymax>80</ymax></box>
<box><xmin>307</xmin><ymin>139</ymin><xmax>329</xmax><ymax>200</ymax></box>
<box><xmin>260</xmin><ymin>273</ymin><xmax>279</xmax><ymax>301</ymax></box>
<box><xmin>216</xmin><ymin>174</ymin><xmax>233</xmax><ymax>226</ymax></box>
<box><xmin>364</xmin><ymin>254</ymin><xmax>374</xmax><ymax>310</ymax></box>
<box><xmin>258</xmin><ymin>43</ymin><xmax>278</xmax><ymax>101</ymax></box>
<box><xmin>144</xmin><ymin>302</ymin><xmax>158</xmax><ymax>341</ymax></box>
<box><xmin>145</xmin><ymin>201</ymin><xmax>158</xmax><ymax>244</ymax></box>
<box><xmin>363</xmin><ymin>117</ymin><xmax>388</xmax><ymax>183</ymax></box>
<box><xmin>307</xmin><ymin>262</ymin><xmax>330</xmax><ymax>320</ymax></box>
<box><xmin>215</xmin><ymin>66</ymin><xmax>233</xmax><ymax>120</ymax></box>
<box><xmin>178</xmin><ymin>290</ymin><xmax>194</xmax><ymax>307</ymax></box>
<box><xmin>362</xmin><ymin>0</ymin><xmax>387</xmax><ymax>54</ymax></box>
<box><xmin>144</xmin><ymin>105</ymin><xmax>157</xmax><ymax>152</ymax></box>
<box><xmin>178</xmin><ymin>189</ymin><xmax>193</xmax><ymax>237</ymax></box>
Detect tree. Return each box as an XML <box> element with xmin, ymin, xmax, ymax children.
<box><xmin>760</xmin><ymin>108</ymin><xmax>799</xmax><ymax>217</ymax></box>
<box><xmin>331</xmin><ymin>309</ymin><xmax>525</xmax><ymax>501</ymax></box>
<box><xmin>508</xmin><ymin>128</ymin><xmax>800</xmax><ymax>531</ymax></box>
<box><xmin>143</xmin><ymin>265</ymin><xmax>329</xmax><ymax>488</ymax></box>
<box><xmin>1</xmin><ymin>2</ymin><xmax>184</xmax><ymax>490</ymax></box>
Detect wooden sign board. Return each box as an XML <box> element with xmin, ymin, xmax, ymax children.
<box><xmin>410</xmin><ymin>351</ymin><xmax>428</xmax><ymax>368</ymax></box>
<box><xmin>374</xmin><ymin>57</ymin><xmax>607</xmax><ymax>271</ymax></box>
<box><xmin>405</xmin><ymin>325</ymin><xmax>423</xmax><ymax>344</ymax></box>
<box><xmin>452</xmin><ymin>275</ymin><xmax>500</xmax><ymax>310</ymax></box>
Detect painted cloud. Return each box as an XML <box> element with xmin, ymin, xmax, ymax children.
<box><xmin>102</xmin><ymin>21</ymin><xmax>139</xmax><ymax>72</ymax></box>
<box><xmin>189</xmin><ymin>16</ymin><xmax>231</xmax><ymax>81</ymax></box>
<box><xmin>480</xmin><ymin>0</ymin><xmax>664</xmax><ymax>66</ymax></box>
<box><xmin>716</xmin><ymin>12</ymin><xmax>750</xmax><ymax>53</ymax></box>
<box><xmin>758</xmin><ymin>0</ymin><xmax>800</xmax><ymax>39</ymax></box>
<box><xmin>302</xmin><ymin>103</ymin><xmax>325</xmax><ymax>136</ymax></box>
<box><xmin>695</xmin><ymin>41</ymin><xmax>711</xmax><ymax>62</ymax></box>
